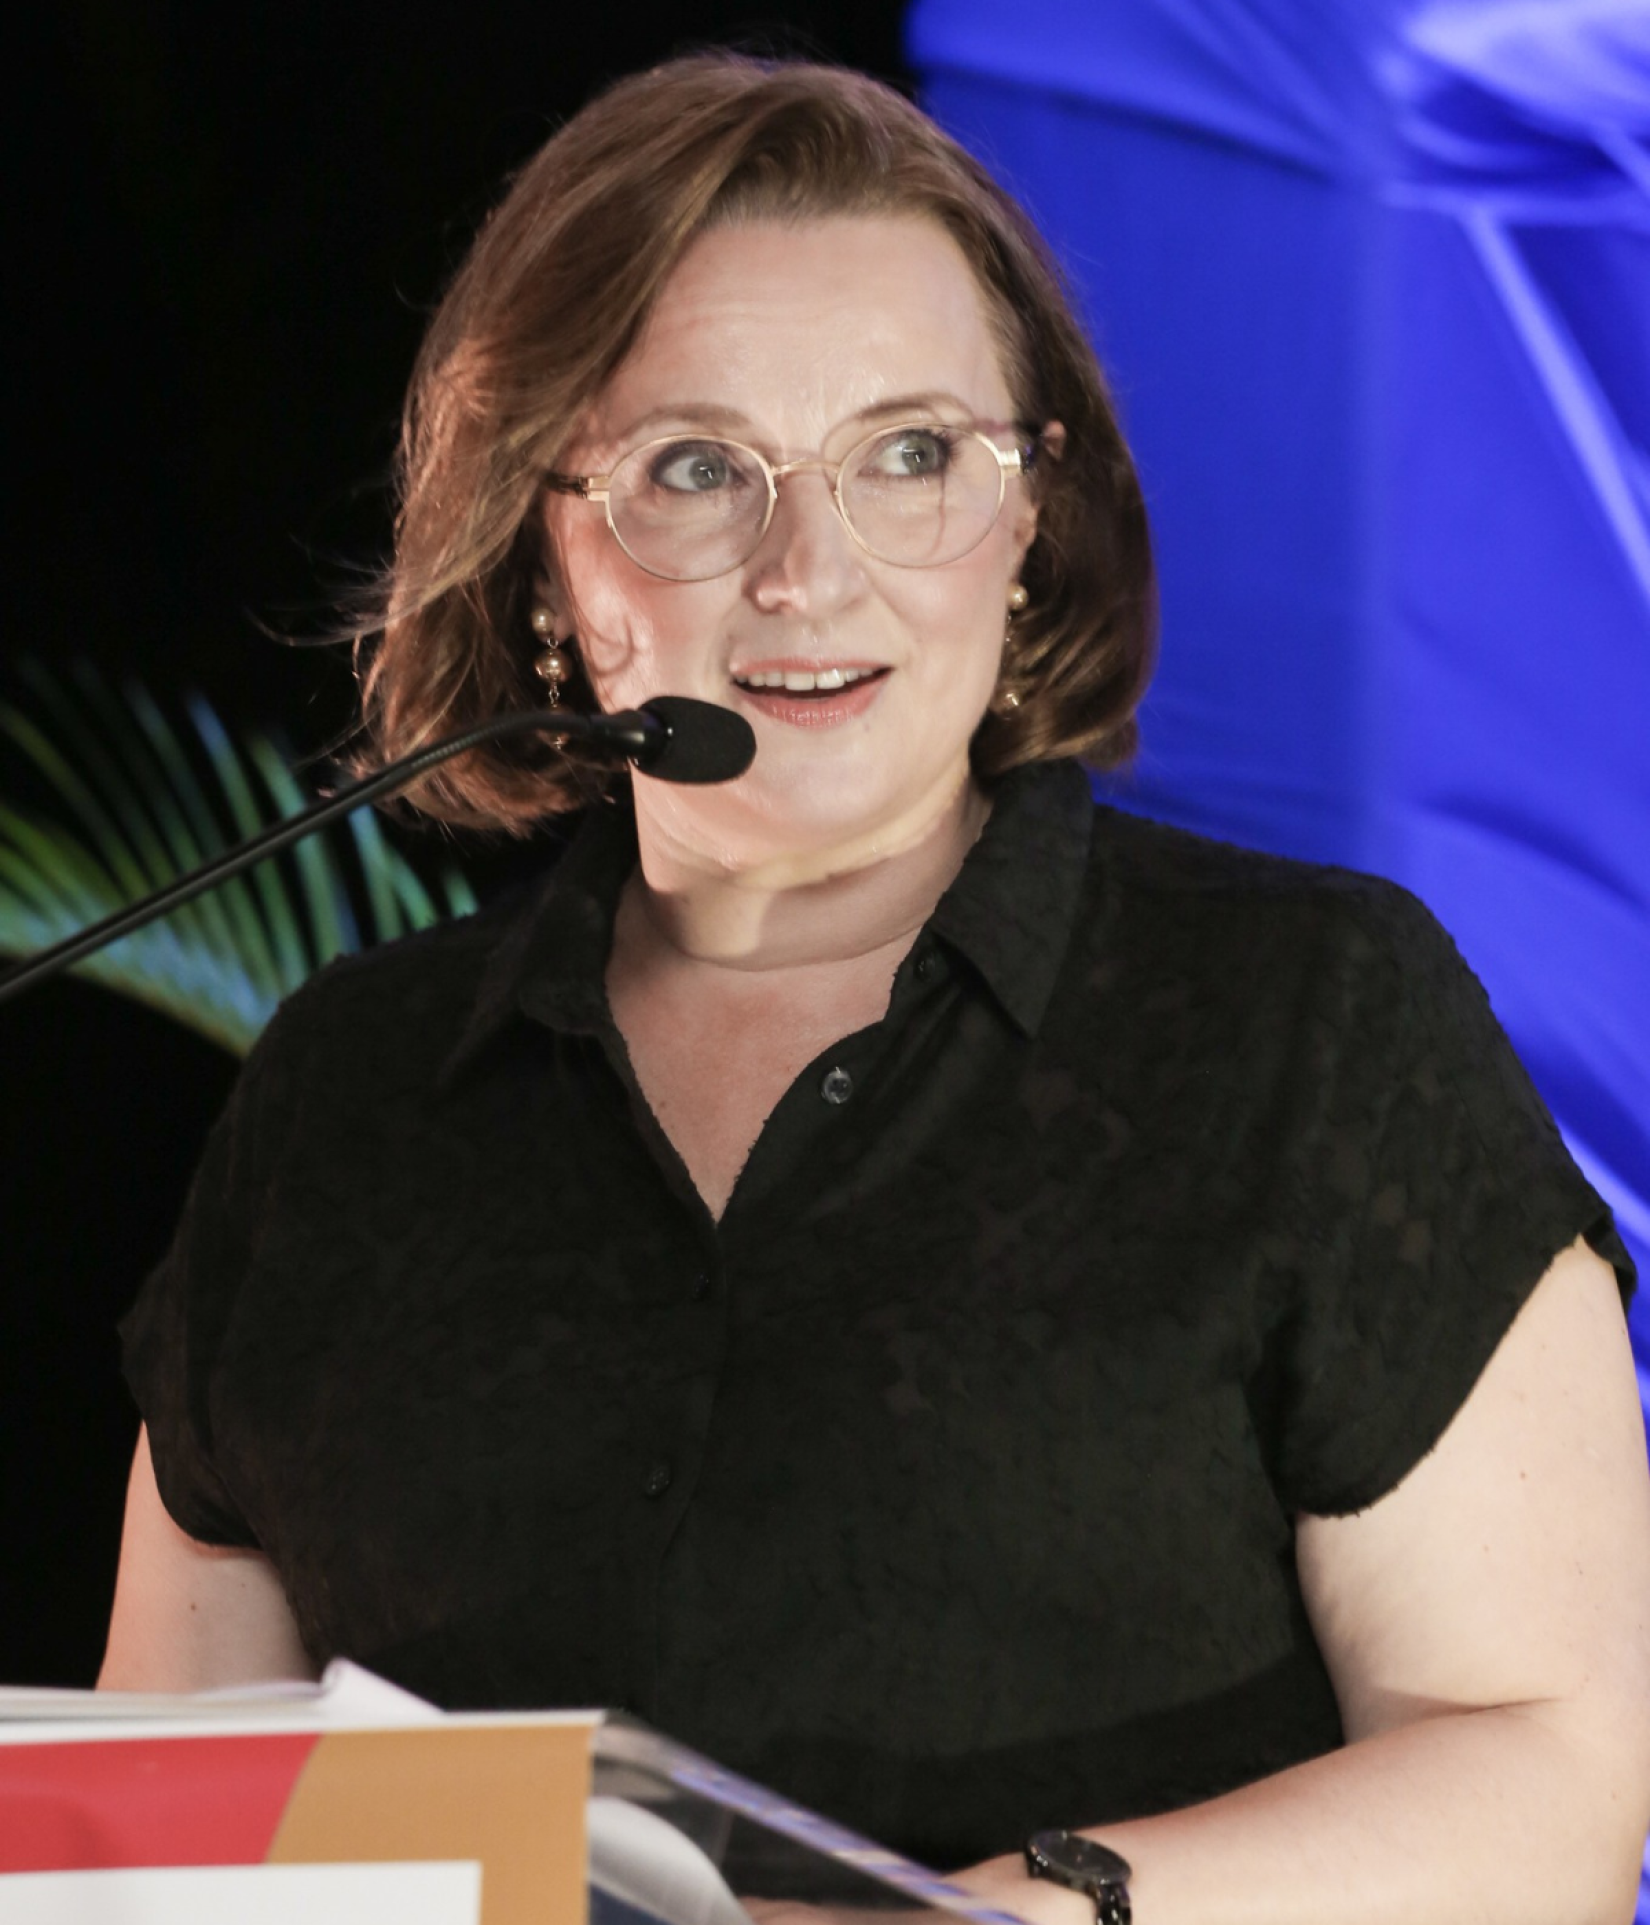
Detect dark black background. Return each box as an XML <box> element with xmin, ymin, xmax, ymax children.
<box><xmin>3</xmin><ymin>0</ymin><xmax>909</xmax><ymax>1687</ymax></box>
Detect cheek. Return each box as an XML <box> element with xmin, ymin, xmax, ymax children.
<box><xmin>549</xmin><ymin>511</ymin><xmax>676</xmax><ymax>703</ymax></box>
<box><xmin>569</xmin><ymin>582</ymin><xmax>648</xmax><ymax>701</ymax></box>
<box><xmin>574</xmin><ymin>574</ymin><xmax>735</xmax><ymax>710</ymax></box>
<box><xmin>895</xmin><ymin>545</ymin><xmax>1015</xmax><ymax>685</ymax></box>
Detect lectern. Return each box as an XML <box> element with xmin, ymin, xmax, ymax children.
<box><xmin>0</xmin><ymin>1663</ymin><xmax>1026</xmax><ymax>1924</ymax></box>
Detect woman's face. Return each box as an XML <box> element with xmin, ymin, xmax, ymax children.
<box><xmin>542</xmin><ymin>214</ymin><xmax>1040</xmax><ymax>872</ymax></box>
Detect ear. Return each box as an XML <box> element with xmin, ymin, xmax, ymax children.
<box><xmin>1011</xmin><ymin>418</ymin><xmax>1065</xmax><ymax>557</ymax></box>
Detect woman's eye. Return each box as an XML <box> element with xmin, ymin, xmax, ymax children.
<box><xmin>866</xmin><ymin>427</ymin><xmax>954</xmax><ymax>479</ymax></box>
<box><xmin>649</xmin><ymin>441</ymin><xmax>740</xmax><ymax>493</ymax></box>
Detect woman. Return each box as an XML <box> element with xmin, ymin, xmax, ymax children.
<box><xmin>100</xmin><ymin>56</ymin><xmax>1650</xmax><ymax>1923</ymax></box>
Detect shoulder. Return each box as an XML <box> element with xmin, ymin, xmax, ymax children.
<box><xmin>1074</xmin><ymin>812</ymin><xmax>1632</xmax><ymax>1514</ymax></box>
<box><xmin>1080</xmin><ymin>801</ymin><xmax>1468</xmax><ymax>1015</ymax></box>
<box><xmin>1066</xmin><ymin>800</ymin><xmax>1580</xmax><ymax>1190</ymax></box>
<box><xmin>1092</xmin><ymin>801</ymin><xmax>1420</xmax><ymax>919</ymax></box>
<box><xmin>239</xmin><ymin>819</ymin><xmax>589</xmax><ymax>1099</ymax></box>
<box><xmin>282</xmin><ymin>878</ymin><xmax>535</xmax><ymax>1011</ymax></box>
<box><xmin>256</xmin><ymin>881</ymin><xmax>529</xmax><ymax>1055</ymax></box>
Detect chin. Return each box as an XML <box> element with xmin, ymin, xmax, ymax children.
<box><xmin>763</xmin><ymin>761</ymin><xmax>969</xmax><ymax>860</ymax></box>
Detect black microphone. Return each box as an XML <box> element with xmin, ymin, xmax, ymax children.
<box><xmin>0</xmin><ymin>696</ymin><xmax>755</xmax><ymax>1005</ymax></box>
<box><xmin>618</xmin><ymin>696</ymin><xmax>756</xmax><ymax>785</ymax></box>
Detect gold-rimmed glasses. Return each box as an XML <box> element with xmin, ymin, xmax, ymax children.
<box><xmin>545</xmin><ymin>421</ymin><xmax>1040</xmax><ymax>582</ymax></box>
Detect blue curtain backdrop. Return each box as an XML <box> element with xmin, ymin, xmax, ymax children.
<box><xmin>908</xmin><ymin>0</ymin><xmax>1648</xmax><ymax>1379</ymax></box>
<box><xmin>907</xmin><ymin>3</ymin><xmax>1648</xmax><ymax>1902</ymax></box>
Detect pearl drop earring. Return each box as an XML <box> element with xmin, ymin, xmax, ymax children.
<box><xmin>992</xmin><ymin>583</ymin><xmax>1031</xmax><ymax>715</ymax></box>
<box><xmin>530</xmin><ymin>605</ymin><xmax>572</xmax><ymax>709</ymax></box>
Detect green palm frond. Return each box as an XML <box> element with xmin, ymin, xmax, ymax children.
<box><xmin>0</xmin><ymin>662</ymin><xmax>477</xmax><ymax>1055</ymax></box>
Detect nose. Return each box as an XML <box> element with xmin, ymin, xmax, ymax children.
<box><xmin>745</xmin><ymin>467</ymin><xmax>865</xmax><ymax>616</ymax></box>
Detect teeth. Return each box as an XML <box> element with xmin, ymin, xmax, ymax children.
<box><xmin>735</xmin><ymin>666</ymin><xmax>878</xmax><ymax>692</ymax></box>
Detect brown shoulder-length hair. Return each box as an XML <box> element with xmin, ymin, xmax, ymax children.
<box><xmin>357</xmin><ymin>53</ymin><xmax>1155</xmax><ymax>830</ymax></box>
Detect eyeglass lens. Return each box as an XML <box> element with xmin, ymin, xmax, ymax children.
<box><xmin>605</xmin><ymin>426</ymin><xmax>1009</xmax><ymax>580</ymax></box>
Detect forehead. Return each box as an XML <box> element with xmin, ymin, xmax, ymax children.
<box><xmin>580</xmin><ymin>215</ymin><xmax>1017</xmax><ymax>453</ymax></box>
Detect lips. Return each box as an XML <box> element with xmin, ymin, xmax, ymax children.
<box><xmin>728</xmin><ymin>663</ymin><xmax>890</xmax><ymax>726</ymax></box>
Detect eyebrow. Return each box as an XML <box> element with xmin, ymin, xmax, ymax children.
<box><xmin>610</xmin><ymin>390</ymin><xmax>980</xmax><ymax>446</ymax></box>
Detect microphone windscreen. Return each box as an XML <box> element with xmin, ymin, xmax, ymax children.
<box><xmin>636</xmin><ymin>697</ymin><xmax>757</xmax><ymax>784</ymax></box>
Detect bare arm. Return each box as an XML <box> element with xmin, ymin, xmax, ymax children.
<box><xmin>98</xmin><ymin>1425</ymin><xmax>317</xmax><ymax>1692</ymax></box>
<box><xmin>960</xmin><ymin>1240</ymin><xmax>1650</xmax><ymax>1924</ymax></box>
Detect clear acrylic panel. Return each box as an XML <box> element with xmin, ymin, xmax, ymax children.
<box><xmin>590</xmin><ymin>1720</ymin><xmax>1028</xmax><ymax>1925</ymax></box>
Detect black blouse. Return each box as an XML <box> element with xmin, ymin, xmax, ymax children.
<box><xmin>123</xmin><ymin>760</ymin><xmax>1631</xmax><ymax>1869</ymax></box>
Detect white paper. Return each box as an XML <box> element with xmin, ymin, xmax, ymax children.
<box><xmin>0</xmin><ymin>1860</ymin><xmax>479</xmax><ymax>1924</ymax></box>
<box><xmin>0</xmin><ymin>1661</ymin><xmax>441</xmax><ymax>1744</ymax></box>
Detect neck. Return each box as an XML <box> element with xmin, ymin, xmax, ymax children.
<box><xmin>623</xmin><ymin>775</ymin><xmax>991</xmax><ymax>974</ymax></box>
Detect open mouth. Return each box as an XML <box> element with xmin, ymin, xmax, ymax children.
<box><xmin>731</xmin><ymin>666</ymin><xmax>889</xmax><ymax>698</ymax></box>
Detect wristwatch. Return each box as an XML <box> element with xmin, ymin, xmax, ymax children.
<box><xmin>1024</xmin><ymin>1829</ymin><xmax>1133</xmax><ymax>1925</ymax></box>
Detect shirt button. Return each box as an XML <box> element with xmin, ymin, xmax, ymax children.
<box><xmin>915</xmin><ymin>953</ymin><xmax>935</xmax><ymax>982</ymax></box>
<box><xmin>642</xmin><ymin>1461</ymin><xmax>673</xmax><ymax>1499</ymax></box>
<box><xmin>820</xmin><ymin>1066</ymin><xmax>854</xmax><ymax>1105</ymax></box>
<box><xmin>691</xmin><ymin>1270</ymin><xmax>712</xmax><ymax>1302</ymax></box>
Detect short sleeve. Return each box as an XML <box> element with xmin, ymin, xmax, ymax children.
<box><xmin>119</xmin><ymin>1012</ymin><xmax>298</xmax><ymax>1549</ymax></box>
<box><xmin>1269</xmin><ymin>884</ymin><xmax>1636</xmax><ymax>1518</ymax></box>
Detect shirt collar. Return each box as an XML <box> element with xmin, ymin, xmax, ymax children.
<box><xmin>443</xmin><ymin>758</ymin><xmax>1094</xmax><ymax>1081</ymax></box>
<box><xmin>928</xmin><ymin>758</ymin><xmax>1094</xmax><ymax>1036</ymax></box>
<box><xmin>441</xmin><ymin>798</ymin><xmax>636</xmax><ymax>1082</ymax></box>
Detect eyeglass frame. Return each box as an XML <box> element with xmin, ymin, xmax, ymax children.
<box><xmin>543</xmin><ymin>420</ymin><xmax>1045</xmax><ymax>582</ymax></box>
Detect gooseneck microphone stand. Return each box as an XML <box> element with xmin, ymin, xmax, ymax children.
<box><xmin>0</xmin><ymin>698</ymin><xmax>754</xmax><ymax>1008</ymax></box>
